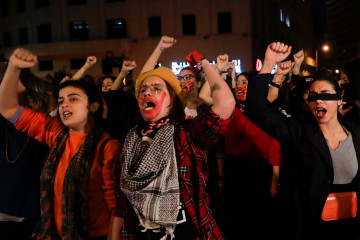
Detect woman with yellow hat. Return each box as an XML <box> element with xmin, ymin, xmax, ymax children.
<box><xmin>111</xmin><ymin>39</ymin><xmax>235</xmax><ymax>240</ymax></box>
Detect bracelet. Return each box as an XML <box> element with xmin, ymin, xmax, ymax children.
<box><xmin>197</xmin><ymin>58</ymin><xmax>206</xmax><ymax>71</ymax></box>
<box><xmin>269</xmin><ymin>81</ymin><xmax>281</xmax><ymax>89</ymax></box>
<box><xmin>158</xmin><ymin>46</ymin><xmax>165</xmax><ymax>52</ymax></box>
<box><xmin>216</xmin><ymin>67</ymin><xmax>227</xmax><ymax>75</ymax></box>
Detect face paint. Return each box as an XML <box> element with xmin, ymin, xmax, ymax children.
<box><xmin>138</xmin><ymin>92</ymin><xmax>167</xmax><ymax>121</ymax></box>
<box><xmin>181</xmin><ymin>80</ymin><xmax>195</xmax><ymax>95</ymax></box>
<box><xmin>236</xmin><ymin>85</ymin><xmax>247</xmax><ymax>101</ymax></box>
<box><xmin>307</xmin><ymin>93</ymin><xmax>341</xmax><ymax>102</ymax></box>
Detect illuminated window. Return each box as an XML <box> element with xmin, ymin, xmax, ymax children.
<box><xmin>182</xmin><ymin>14</ymin><xmax>196</xmax><ymax>35</ymax></box>
<box><xmin>107</xmin><ymin>19</ymin><xmax>127</xmax><ymax>39</ymax></box>
<box><xmin>286</xmin><ymin>15</ymin><xmax>290</xmax><ymax>27</ymax></box>
<box><xmin>148</xmin><ymin>16</ymin><xmax>161</xmax><ymax>37</ymax></box>
<box><xmin>69</xmin><ymin>21</ymin><xmax>89</xmax><ymax>41</ymax></box>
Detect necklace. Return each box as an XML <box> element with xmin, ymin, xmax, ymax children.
<box><xmin>5</xmin><ymin>124</ymin><xmax>30</xmax><ymax>164</ymax></box>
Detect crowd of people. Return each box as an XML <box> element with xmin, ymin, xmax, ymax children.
<box><xmin>0</xmin><ymin>36</ymin><xmax>360</xmax><ymax>240</ymax></box>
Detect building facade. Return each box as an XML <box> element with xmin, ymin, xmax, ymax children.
<box><xmin>0</xmin><ymin>0</ymin><xmax>314</xmax><ymax>80</ymax></box>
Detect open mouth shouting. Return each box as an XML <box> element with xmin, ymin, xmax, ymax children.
<box><xmin>144</xmin><ymin>101</ymin><xmax>156</xmax><ymax>111</ymax></box>
<box><xmin>62</xmin><ymin>111</ymin><xmax>72</xmax><ymax>120</ymax></box>
<box><xmin>138</xmin><ymin>95</ymin><xmax>167</xmax><ymax>121</ymax></box>
<box><xmin>315</xmin><ymin>107</ymin><xmax>327</xmax><ymax>118</ymax></box>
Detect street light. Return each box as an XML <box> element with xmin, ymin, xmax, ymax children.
<box><xmin>316</xmin><ymin>43</ymin><xmax>330</xmax><ymax>71</ymax></box>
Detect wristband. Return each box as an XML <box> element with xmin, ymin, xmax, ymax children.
<box><xmin>158</xmin><ymin>46</ymin><xmax>165</xmax><ymax>52</ymax></box>
<box><xmin>270</xmin><ymin>81</ymin><xmax>281</xmax><ymax>89</ymax></box>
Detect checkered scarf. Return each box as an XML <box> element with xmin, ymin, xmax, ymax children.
<box><xmin>120</xmin><ymin>122</ymin><xmax>180</xmax><ymax>236</ymax></box>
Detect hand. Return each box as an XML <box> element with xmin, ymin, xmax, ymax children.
<box><xmin>31</xmin><ymin>232</ymin><xmax>40</xmax><ymax>239</ymax></box>
<box><xmin>59</xmin><ymin>75</ymin><xmax>71</xmax><ymax>84</ymax></box>
<box><xmin>216</xmin><ymin>54</ymin><xmax>229</xmax><ymax>71</ymax></box>
<box><xmin>187</xmin><ymin>50</ymin><xmax>204</xmax><ymax>71</ymax></box>
<box><xmin>9</xmin><ymin>48</ymin><xmax>37</xmax><ymax>69</ymax></box>
<box><xmin>85</xmin><ymin>56</ymin><xmax>97</xmax><ymax>67</ymax></box>
<box><xmin>292</xmin><ymin>49</ymin><xmax>304</xmax><ymax>75</ymax></box>
<box><xmin>270</xmin><ymin>180</ymin><xmax>279</xmax><ymax>198</ymax></box>
<box><xmin>158</xmin><ymin>36</ymin><xmax>177</xmax><ymax>50</ymax></box>
<box><xmin>276</xmin><ymin>60</ymin><xmax>295</xmax><ymax>76</ymax></box>
<box><xmin>266</xmin><ymin>42</ymin><xmax>291</xmax><ymax>63</ymax></box>
<box><xmin>293</xmin><ymin>49</ymin><xmax>304</xmax><ymax>66</ymax></box>
<box><xmin>122</xmin><ymin>60</ymin><xmax>137</xmax><ymax>73</ymax></box>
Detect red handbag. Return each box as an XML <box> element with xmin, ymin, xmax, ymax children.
<box><xmin>321</xmin><ymin>191</ymin><xmax>357</xmax><ymax>221</ymax></box>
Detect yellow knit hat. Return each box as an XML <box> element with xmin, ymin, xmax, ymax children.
<box><xmin>135</xmin><ymin>67</ymin><xmax>187</xmax><ymax>107</ymax></box>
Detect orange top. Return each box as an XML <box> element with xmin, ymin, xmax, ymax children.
<box><xmin>15</xmin><ymin>108</ymin><xmax>121</xmax><ymax>238</ymax></box>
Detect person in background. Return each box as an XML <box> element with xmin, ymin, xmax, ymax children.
<box><xmin>0</xmin><ymin>59</ymin><xmax>49</xmax><ymax>240</ymax></box>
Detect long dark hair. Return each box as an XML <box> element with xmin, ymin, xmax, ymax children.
<box><xmin>19</xmin><ymin>69</ymin><xmax>53</xmax><ymax>113</ymax></box>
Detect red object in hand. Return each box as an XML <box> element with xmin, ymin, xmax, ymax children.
<box><xmin>187</xmin><ymin>50</ymin><xmax>204</xmax><ymax>71</ymax></box>
<box><xmin>187</xmin><ymin>50</ymin><xmax>204</xmax><ymax>63</ymax></box>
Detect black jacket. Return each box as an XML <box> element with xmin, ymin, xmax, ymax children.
<box><xmin>245</xmin><ymin>73</ymin><xmax>360</xmax><ymax>239</ymax></box>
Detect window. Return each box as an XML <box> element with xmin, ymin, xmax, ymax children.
<box><xmin>107</xmin><ymin>19</ymin><xmax>127</xmax><ymax>39</ymax></box>
<box><xmin>69</xmin><ymin>21</ymin><xmax>89</xmax><ymax>41</ymax></box>
<box><xmin>38</xmin><ymin>60</ymin><xmax>53</xmax><ymax>71</ymax></box>
<box><xmin>1</xmin><ymin>0</ymin><xmax>9</xmax><ymax>17</ymax></box>
<box><xmin>3</xmin><ymin>31</ymin><xmax>11</xmax><ymax>47</ymax></box>
<box><xmin>217</xmin><ymin>12</ymin><xmax>232</xmax><ymax>33</ymax></box>
<box><xmin>286</xmin><ymin>15</ymin><xmax>291</xmax><ymax>27</ymax></box>
<box><xmin>148</xmin><ymin>16</ymin><xmax>161</xmax><ymax>37</ymax></box>
<box><xmin>68</xmin><ymin>0</ymin><xmax>86</xmax><ymax>5</ymax></box>
<box><xmin>17</xmin><ymin>0</ymin><xmax>26</xmax><ymax>12</ymax></box>
<box><xmin>71</xmin><ymin>58</ymin><xmax>86</xmax><ymax>69</ymax></box>
<box><xmin>19</xmin><ymin>27</ymin><xmax>28</xmax><ymax>44</ymax></box>
<box><xmin>37</xmin><ymin>24</ymin><xmax>52</xmax><ymax>43</ymax></box>
<box><xmin>182</xmin><ymin>14</ymin><xmax>196</xmax><ymax>35</ymax></box>
<box><xmin>35</xmin><ymin>0</ymin><xmax>50</xmax><ymax>8</ymax></box>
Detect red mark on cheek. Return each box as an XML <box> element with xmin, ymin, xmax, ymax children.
<box><xmin>236</xmin><ymin>86</ymin><xmax>247</xmax><ymax>101</ymax></box>
<box><xmin>139</xmin><ymin>93</ymin><xmax>168</xmax><ymax>121</ymax></box>
<box><xmin>181</xmin><ymin>80</ymin><xmax>195</xmax><ymax>94</ymax></box>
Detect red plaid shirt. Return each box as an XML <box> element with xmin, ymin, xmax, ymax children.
<box><xmin>174</xmin><ymin>109</ymin><xmax>231</xmax><ymax>240</ymax></box>
<box><xmin>114</xmin><ymin>109</ymin><xmax>231</xmax><ymax>240</ymax></box>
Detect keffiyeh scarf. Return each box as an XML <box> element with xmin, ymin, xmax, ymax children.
<box><xmin>120</xmin><ymin>120</ymin><xmax>180</xmax><ymax>238</ymax></box>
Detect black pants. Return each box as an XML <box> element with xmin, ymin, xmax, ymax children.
<box><xmin>0</xmin><ymin>220</ymin><xmax>36</xmax><ymax>240</ymax></box>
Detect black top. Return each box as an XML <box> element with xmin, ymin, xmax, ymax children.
<box><xmin>0</xmin><ymin>117</ymin><xmax>48</xmax><ymax>220</ymax></box>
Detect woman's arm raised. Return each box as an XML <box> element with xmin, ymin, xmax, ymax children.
<box><xmin>189</xmin><ymin>51</ymin><xmax>235</xmax><ymax>119</ymax></box>
<box><xmin>0</xmin><ymin>48</ymin><xmax>37</xmax><ymax>119</ymax></box>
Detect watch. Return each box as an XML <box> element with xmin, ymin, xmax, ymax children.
<box><xmin>197</xmin><ymin>58</ymin><xmax>206</xmax><ymax>71</ymax></box>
